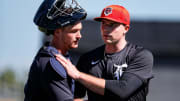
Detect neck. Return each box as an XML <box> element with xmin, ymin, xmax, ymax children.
<box><xmin>105</xmin><ymin>40</ymin><xmax>127</xmax><ymax>54</ymax></box>
<box><xmin>51</xmin><ymin>40</ymin><xmax>67</xmax><ymax>55</ymax></box>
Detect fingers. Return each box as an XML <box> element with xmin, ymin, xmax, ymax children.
<box><xmin>56</xmin><ymin>56</ymin><xmax>68</xmax><ymax>65</ymax></box>
<box><xmin>54</xmin><ymin>54</ymin><xmax>80</xmax><ymax>80</ymax></box>
<box><xmin>55</xmin><ymin>54</ymin><xmax>72</xmax><ymax>64</ymax></box>
<box><xmin>55</xmin><ymin>54</ymin><xmax>67</xmax><ymax>62</ymax></box>
<box><xmin>56</xmin><ymin>59</ymin><xmax>68</xmax><ymax>71</ymax></box>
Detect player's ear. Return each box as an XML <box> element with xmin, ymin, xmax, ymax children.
<box><xmin>125</xmin><ymin>25</ymin><xmax>129</xmax><ymax>31</ymax></box>
<box><xmin>123</xmin><ymin>25</ymin><xmax>129</xmax><ymax>35</ymax></box>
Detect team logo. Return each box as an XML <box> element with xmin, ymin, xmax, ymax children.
<box><xmin>113</xmin><ymin>63</ymin><xmax>128</xmax><ymax>80</ymax></box>
<box><xmin>91</xmin><ymin>60</ymin><xmax>100</xmax><ymax>65</ymax></box>
<box><xmin>104</xmin><ymin>7</ymin><xmax>112</xmax><ymax>16</ymax></box>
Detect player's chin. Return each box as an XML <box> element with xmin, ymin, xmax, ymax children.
<box><xmin>72</xmin><ymin>45</ymin><xmax>78</xmax><ymax>49</ymax></box>
<box><xmin>103</xmin><ymin>39</ymin><xmax>113</xmax><ymax>44</ymax></box>
<box><xmin>71</xmin><ymin>43</ymin><xmax>79</xmax><ymax>49</ymax></box>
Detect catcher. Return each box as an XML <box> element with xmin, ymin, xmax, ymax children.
<box><xmin>24</xmin><ymin>0</ymin><xmax>86</xmax><ymax>101</ymax></box>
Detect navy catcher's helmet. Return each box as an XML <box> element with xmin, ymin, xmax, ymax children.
<box><xmin>34</xmin><ymin>0</ymin><xmax>87</xmax><ymax>33</ymax></box>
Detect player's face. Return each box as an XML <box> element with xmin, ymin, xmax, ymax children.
<box><xmin>59</xmin><ymin>22</ymin><xmax>82</xmax><ymax>50</ymax></box>
<box><xmin>100</xmin><ymin>19</ymin><xmax>129</xmax><ymax>44</ymax></box>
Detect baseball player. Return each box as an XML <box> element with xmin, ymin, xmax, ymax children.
<box><xmin>24</xmin><ymin>0</ymin><xmax>86</xmax><ymax>101</ymax></box>
<box><xmin>55</xmin><ymin>5</ymin><xmax>154</xmax><ymax>101</ymax></box>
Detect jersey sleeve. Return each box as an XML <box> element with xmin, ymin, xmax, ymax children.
<box><xmin>105</xmin><ymin>49</ymin><xmax>154</xmax><ymax>100</ymax></box>
<box><xmin>126</xmin><ymin>49</ymin><xmax>154</xmax><ymax>81</ymax></box>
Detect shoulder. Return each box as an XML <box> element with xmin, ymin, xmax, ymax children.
<box><xmin>35</xmin><ymin>46</ymin><xmax>67</xmax><ymax>78</ymax></box>
<box><xmin>126</xmin><ymin>43</ymin><xmax>154</xmax><ymax>80</ymax></box>
<box><xmin>35</xmin><ymin>46</ymin><xmax>54</xmax><ymax>66</ymax></box>
<box><xmin>127</xmin><ymin>44</ymin><xmax>154</xmax><ymax>73</ymax></box>
<box><xmin>127</xmin><ymin>43</ymin><xmax>153</xmax><ymax>60</ymax></box>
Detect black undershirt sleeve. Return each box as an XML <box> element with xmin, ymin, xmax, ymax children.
<box><xmin>105</xmin><ymin>49</ymin><xmax>153</xmax><ymax>100</ymax></box>
<box><xmin>105</xmin><ymin>72</ymin><xmax>143</xmax><ymax>100</ymax></box>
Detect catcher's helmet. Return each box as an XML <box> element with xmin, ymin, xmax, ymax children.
<box><xmin>34</xmin><ymin>0</ymin><xmax>87</xmax><ymax>31</ymax></box>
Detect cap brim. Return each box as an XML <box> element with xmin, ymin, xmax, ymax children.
<box><xmin>94</xmin><ymin>17</ymin><xmax>121</xmax><ymax>23</ymax></box>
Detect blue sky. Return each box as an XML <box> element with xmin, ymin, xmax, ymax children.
<box><xmin>1</xmin><ymin>0</ymin><xmax>180</xmax><ymax>73</ymax></box>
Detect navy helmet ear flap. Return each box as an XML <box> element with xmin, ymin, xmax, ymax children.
<box><xmin>34</xmin><ymin>0</ymin><xmax>87</xmax><ymax>31</ymax></box>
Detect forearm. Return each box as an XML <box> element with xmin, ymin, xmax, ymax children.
<box><xmin>105</xmin><ymin>72</ymin><xmax>143</xmax><ymax>99</ymax></box>
<box><xmin>74</xmin><ymin>98</ymin><xmax>84</xmax><ymax>101</ymax></box>
<box><xmin>76</xmin><ymin>72</ymin><xmax>105</xmax><ymax>95</ymax></box>
<box><xmin>55</xmin><ymin>55</ymin><xmax>105</xmax><ymax>95</ymax></box>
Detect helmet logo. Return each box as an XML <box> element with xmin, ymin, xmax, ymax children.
<box><xmin>104</xmin><ymin>7</ymin><xmax>112</xmax><ymax>16</ymax></box>
<box><xmin>61</xmin><ymin>21</ymin><xmax>70</xmax><ymax>26</ymax></box>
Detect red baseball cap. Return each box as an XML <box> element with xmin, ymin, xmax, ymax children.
<box><xmin>94</xmin><ymin>5</ymin><xmax>130</xmax><ymax>25</ymax></box>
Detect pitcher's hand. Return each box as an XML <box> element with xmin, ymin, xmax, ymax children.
<box><xmin>55</xmin><ymin>54</ymin><xmax>80</xmax><ymax>80</ymax></box>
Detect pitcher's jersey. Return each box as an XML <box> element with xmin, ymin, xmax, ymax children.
<box><xmin>74</xmin><ymin>43</ymin><xmax>153</xmax><ymax>101</ymax></box>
